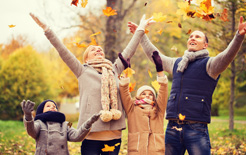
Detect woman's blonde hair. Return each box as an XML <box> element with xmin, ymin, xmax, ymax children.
<box><xmin>83</xmin><ymin>45</ymin><xmax>95</xmax><ymax>63</ymax></box>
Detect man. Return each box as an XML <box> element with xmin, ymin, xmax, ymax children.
<box><xmin>128</xmin><ymin>16</ymin><xmax>246</xmax><ymax>154</ymax></box>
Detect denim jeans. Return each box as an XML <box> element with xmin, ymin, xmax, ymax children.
<box><xmin>81</xmin><ymin>138</ymin><xmax>121</xmax><ymax>155</ymax></box>
<box><xmin>165</xmin><ymin>121</ymin><xmax>211</xmax><ymax>155</ymax></box>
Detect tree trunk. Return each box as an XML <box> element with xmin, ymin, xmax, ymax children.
<box><xmin>229</xmin><ymin>1</ymin><xmax>236</xmax><ymax>131</ymax></box>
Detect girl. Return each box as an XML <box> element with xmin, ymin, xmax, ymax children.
<box><xmin>119</xmin><ymin>51</ymin><xmax>168</xmax><ymax>154</ymax></box>
<box><xmin>21</xmin><ymin>99</ymin><xmax>100</xmax><ymax>155</ymax></box>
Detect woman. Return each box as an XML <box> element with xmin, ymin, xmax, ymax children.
<box><xmin>30</xmin><ymin>13</ymin><xmax>154</xmax><ymax>155</ymax></box>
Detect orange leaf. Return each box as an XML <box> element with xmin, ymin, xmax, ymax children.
<box><xmin>71</xmin><ymin>0</ymin><xmax>79</xmax><ymax>6</ymax></box>
<box><xmin>123</xmin><ymin>67</ymin><xmax>135</xmax><ymax>78</ymax></box>
<box><xmin>8</xmin><ymin>25</ymin><xmax>16</xmax><ymax>28</ymax></box>
<box><xmin>81</xmin><ymin>0</ymin><xmax>88</xmax><ymax>8</ymax></box>
<box><xmin>90</xmin><ymin>31</ymin><xmax>101</xmax><ymax>37</ymax></box>
<box><xmin>144</xmin><ymin>29</ymin><xmax>149</xmax><ymax>34</ymax></box>
<box><xmin>76</xmin><ymin>42</ymin><xmax>87</xmax><ymax>48</ymax></box>
<box><xmin>101</xmin><ymin>144</ymin><xmax>115</xmax><ymax>152</ymax></box>
<box><xmin>220</xmin><ymin>8</ymin><xmax>229</xmax><ymax>22</ymax></box>
<box><xmin>179</xmin><ymin>113</ymin><xmax>186</xmax><ymax>121</ymax></box>
<box><xmin>148</xmin><ymin>69</ymin><xmax>153</xmax><ymax>78</ymax></box>
<box><xmin>129</xmin><ymin>82</ymin><xmax>136</xmax><ymax>93</ymax></box>
<box><xmin>166</xmin><ymin>21</ymin><xmax>173</xmax><ymax>23</ymax></box>
<box><xmin>157</xmin><ymin>29</ymin><xmax>163</xmax><ymax>35</ymax></box>
<box><xmin>103</xmin><ymin>7</ymin><xmax>117</xmax><ymax>17</ymax></box>
<box><xmin>89</xmin><ymin>38</ymin><xmax>98</xmax><ymax>46</ymax></box>
<box><xmin>186</xmin><ymin>29</ymin><xmax>191</xmax><ymax>35</ymax></box>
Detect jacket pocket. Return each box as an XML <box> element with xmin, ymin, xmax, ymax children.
<box><xmin>128</xmin><ymin>132</ymin><xmax>140</xmax><ymax>152</ymax></box>
<box><xmin>153</xmin><ymin>133</ymin><xmax>165</xmax><ymax>152</ymax></box>
<box><xmin>166</xmin><ymin>93</ymin><xmax>177</xmax><ymax>115</ymax></box>
<box><xmin>183</xmin><ymin>94</ymin><xmax>205</xmax><ymax>117</ymax></box>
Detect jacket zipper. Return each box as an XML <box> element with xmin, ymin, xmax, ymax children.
<box><xmin>177</xmin><ymin>73</ymin><xmax>184</xmax><ymax>118</ymax></box>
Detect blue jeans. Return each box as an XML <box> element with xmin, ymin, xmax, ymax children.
<box><xmin>81</xmin><ymin>138</ymin><xmax>121</xmax><ymax>155</ymax></box>
<box><xmin>165</xmin><ymin>121</ymin><xmax>211</xmax><ymax>155</ymax></box>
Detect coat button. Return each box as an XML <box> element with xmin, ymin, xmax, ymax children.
<box><xmin>185</xmin><ymin>97</ymin><xmax>188</xmax><ymax>100</ymax></box>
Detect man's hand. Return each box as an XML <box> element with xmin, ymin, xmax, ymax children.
<box><xmin>238</xmin><ymin>16</ymin><xmax>246</xmax><ymax>35</ymax></box>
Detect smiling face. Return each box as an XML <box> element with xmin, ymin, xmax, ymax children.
<box><xmin>187</xmin><ymin>31</ymin><xmax>208</xmax><ymax>52</ymax></box>
<box><xmin>85</xmin><ymin>45</ymin><xmax>105</xmax><ymax>62</ymax></box>
<box><xmin>43</xmin><ymin>101</ymin><xmax>58</xmax><ymax>113</ymax></box>
<box><xmin>139</xmin><ymin>90</ymin><xmax>154</xmax><ymax>101</ymax></box>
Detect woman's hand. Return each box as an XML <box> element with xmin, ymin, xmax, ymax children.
<box><xmin>29</xmin><ymin>13</ymin><xmax>49</xmax><ymax>31</ymax></box>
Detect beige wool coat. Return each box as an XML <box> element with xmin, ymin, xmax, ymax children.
<box><xmin>119</xmin><ymin>77</ymin><xmax>168</xmax><ymax>155</ymax></box>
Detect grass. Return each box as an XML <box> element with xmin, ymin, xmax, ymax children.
<box><xmin>0</xmin><ymin>113</ymin><xmax>246</xmax><ymax>155</ymax></box>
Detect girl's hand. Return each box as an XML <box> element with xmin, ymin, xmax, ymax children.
<box><xmin>29</xmin><ymin>13</ymin><xmax>49</xmax><ymax>31</ymax></box>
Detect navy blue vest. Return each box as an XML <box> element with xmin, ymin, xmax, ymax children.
<box><xmin>166</xmin><ymin>57</ymin><xmax>220</xmax><ymax>123</ymax></box>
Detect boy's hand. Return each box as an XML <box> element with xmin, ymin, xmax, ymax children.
<box><xmin>152</xmin><ymin>51</ymin><xmax>163</xmax><ymax>72</ymax></box>
<box><xmin>84</xmin><ymin>112</ymin><xmax>101</xmax><ymax>129</ymax></box>
<box><xmin>21</xmin><ymin>100</ymin><xmax>35</xmax><ymax>121</ymax></box>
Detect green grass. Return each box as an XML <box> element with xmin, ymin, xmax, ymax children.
<box><xmin>1</xmin><ymin>115</ymin><xmax>246</xmax><ymax>155</ymax></box>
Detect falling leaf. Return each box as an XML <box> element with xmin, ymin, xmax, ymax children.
<box><xmin>148</xmin><ymin>69</ymin><xmax>153</xmax><ymax>78</ymax></box>
<box><xmin>101</xmin><ymin>144</ymin><xmax>115</xmax><ymax>152</ymax></box>
<box><xmin>71</xmin><ymin>0</ymin><xmax>79</xmax><ymax>6</ymax></box>
<box><xmin>144</xmin><ymin>29</ymin><xmax>149</xmax><ymax>34</ymax></box>
<box><xmin>76</xmin><ymin>42</ymin><xmax>87</xmax><ymax>48</ymax></box>
<box><xmin>129</xmin><ymin>82</ymin><xmax>136</xmax><ymax>93</ymax></box>
<box><xmin>123</xmin><ymin>67</ymin><xmax>135</xmax><ymax>78</ymax></box>
<box><xmin>166</xmin><ymin>21</ymin><xmax>173</xmax><ymax>23</ymax></box>
<box><xmin>89</xmin><ymin>38</ymin><xmax>98</xmax><ymax>46</ymax></box>
<box><xmin>220</xmin><ymin>8</ymin><xmax>229</xmax><ymax>22</ymax></box>
<box><xmin>68</xmin><ymin>122</ymin><xmax>73</xmax><ymax>128</ymax></box>
<box><xmin>195</xmin><ymin>0</ymin><xmax>215</xmax><ymax>21</ymax></box>
<box><xmin>81</xmin><ymin>0</ymin><xmax>88</xmax><ymax>8</ymax></box>
<box><xmin>153</xmin><ymin>12</ymin><xmax>167</xmax><ymax>22</ymax></box>
<box><xmin>179</xmin><ymin>113</ymin><xmax>186</xmax><ymax>121</ymax></box>
<box><xmin>187</xmin><ymin>11</ymin><xmax>196</xmax><ymax>18</ymax></box>
<box><xmin>8</xmin><ymin>25</ymin><xmax>16</xmax><ymax>28</ymax></box>
<box><xmin>178</xmin><ymin>23</ymin><xmax>182</xmax><ymax>28</ymax></box>
<box><xmin>90</xmin><ymin>32</ymin><xmax>101</xmax><ymax>37</ymax></box>
<box><xmin>157</xmin><ymin>29</ymin><xmax>163</xmax><ymax>35</ymax></box>
<box><xmin>186</xmin><ymin>29</ymin><xmax>192</xmax><ymax>34</ymax></box>
<box><xmin>113</xmin><ymin>29</ymin><xmax>117</xmax><ymax>33</ymax></box>
<box><xmin>144</xmin><ymin>2</ymin><xmax>147</xmax><ymax>6</ymax></box>
<box><xmin>172</xmin><ymin>126</ymin><xmax>183</xmax><ymax>131</ymax></box>
<box><xmin>151</xmin><ymin>80</ymin><xmax>160</xmax><ymax>91</ymax></box>
<box><xmin>103</xmin><ymin>7</ymin><xmax>117</xmax><ymax>17</ymax></box>
<box><xmin>115</xmin><ymin>143</ymin><xmax>120</xmax><ymax>147</ymax></box>
<box><xmin>176</xmin><ymin>1</ymin><xmax>195</xmax><ymax>20</ymax></box>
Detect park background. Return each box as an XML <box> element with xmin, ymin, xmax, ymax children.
<box><xmin>0</xmin><ymin>0</ymin><xmax>246</xmax><ymax>154</ymax></box>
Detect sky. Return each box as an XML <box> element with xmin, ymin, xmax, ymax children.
<box><xmin>0</xmin><ymin>0</ymin><xmax>105</xmax><ymax>51</ymax></box>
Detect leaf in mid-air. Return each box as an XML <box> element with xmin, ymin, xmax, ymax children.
<box><xmin>179</xmin><ymin>113</ymin><xmax>186</xmax><ymax>121</ymax></box>
<box><xmin>220</xmin><ymin>8</ymin><xmax>229</xmax><ymax>22</ymax></box>
<box><xmin>153</xmin><ymin>12</ymin><xmax>167</xmax><ymax>22</ymax></box>
<box><xmin>151</xmin><ymin>80</ymin><xmax>160</xmax><ymax>92</ymax></box>
<box><xmin>8</xmin><ymin>25</ymin><xmax>16</xmax><ymax>28</ymax></box>
<box><xmin>90</xmin><ymin>32</ymin><xmax>101</xmax><ymax>37</ymax></box>
<box><xmin>76</xmin><ymin>42</ymin><xmax>87</xmax><ymax>48</ymax></box>
<box><xmin>71</xmin><ymin>0</ymin><xmax>79</xmax><ymax>6</ymax></box>
<box><xmin>129</xmin><ymin>82</ymin><xmax>136</xmax><ymax>93</ymax></box>
<box><xmin>81</xmin><ymin>0</ymin><xmax>88</xmax><ymax>8</ymax></box>
<box><xmin>123</xmin><ymin>67</ymin><xmax>135</xmax><ymax>78</ymax></box>
<box><xmin>148</xmin><ymin>69</ymin><xmax>153</xmax><ymax>78</ymax></box>
<box><xmin>103</xmin><ymin>7</ymin><xmax>117</xmax><ymax>17</ymax></box>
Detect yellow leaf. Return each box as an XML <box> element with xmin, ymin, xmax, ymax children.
<box><xmin>148</xmin><ymin>69</ymin><xmax>152</xmax><ymax>78</ymax></box>
<box><xmin>144</xmin><ymin>29</ymin><xmax>149</xmax><ymax>34</ymax></box>
<box><xmin>103</xmin><ymin>7</ymin><xmax>117</xmax><ymax>17</ymax></box>
<box><xmin>101</xmin><ymin>144</ymin><xmax>115</xmax><ymax>152</ymax></box>
<box><xmin>89</xmin><ymin>38</ymin><xmax>98</xmax><ymax>46</ymax></box>
<box><xmin>176</xmin><ymin>1</ymin><xmax>194</xmax><ymax>20</ymax></box>
<box><xmin>179</xmin><ymin>113</ymin><xmax>186</xmax><ymax>121</ymax></box>
<box><xmin>115</xmin><ymin>143</ymin><xmax>120</xmax><ymax>146</ymax></box>
<box><xmin>157</xmin><ymin>29</ymin><xmax>163</xmax><ymax>35</ymax></box>
<box><xmin>151</xmin><ymin>80</ymin><xmax>160</xmax><ymax>92</ymax></box>
<box><xmin>8</xmin><ymin>25</ymin><xmax>16</xmax><ymax>28</ymax></box>
<box><xmin>153</xmin><ymin>12</ymin><xmax>167</xmax><ymax>22</ymax></box>
<box><xmin>76</xmin><ymin>42</ymin><xmax>87</xmax><ymax>48</ymax></box>
<box><xmin>90</xmin><ymin>31</ymin><xmax>101</xmax><ymax>37</ymax></box>
<box><xmin>81</xmin><ymin>0</ymin><xmax>88</xmax><ymax>8</ymax></box>
<box><xmin>123</xmin><ymin>67</ymin><xmax>135</xmax><ymax>78</ymax></box>
<box><xmin>129</xmin><ymin>82</ymin><xmax>136</xmax><ymax>93</ymax></box>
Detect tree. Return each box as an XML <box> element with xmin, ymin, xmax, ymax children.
<box><xmin>0</xmin><ymin>46</ymin><xmax>58</xmax><ymax>120</ymax></box>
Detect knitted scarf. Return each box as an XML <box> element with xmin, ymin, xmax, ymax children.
<box><xmin>177</xmin><ymin>49</ymin><xmax>209</xmax><ymax>73</ymax></box>
<box><xmin>135</xmin><ymin>98</ymin><xmax>155</xmax><ymax>109</ymax></box>
<box><xmin>34</xmin><ymin>111</ymin><xmax>65</xmax><ymax>124</ymax></box>
<box><xmin>87</xmin><ymin>59</ymin><xmax>118</xmax><ymax>111</ymax></box>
